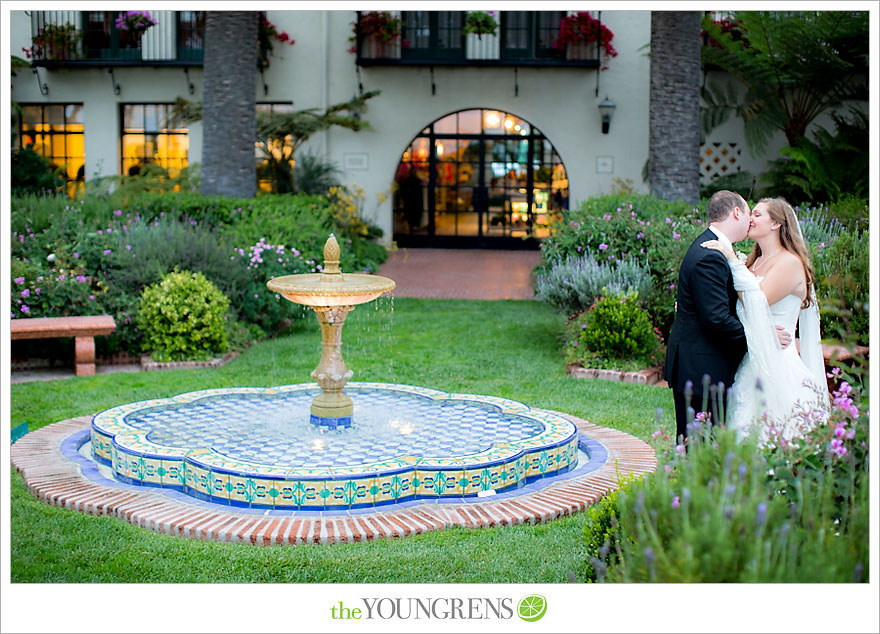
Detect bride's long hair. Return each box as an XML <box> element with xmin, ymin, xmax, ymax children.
<box><xmin>745</xmin><ymin>197</ymin><xmax>816</xmax><ymax>308</ymax></box>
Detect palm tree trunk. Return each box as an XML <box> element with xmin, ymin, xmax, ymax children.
<box><xmin>201</xmin><ymin>11</ymin><xmax>258</xmax><ymax>198</ymax></box>
<box><xmin>648</xmin><ymin>11</ymin><xmax>702</xmax><ymax>204</ymax></box>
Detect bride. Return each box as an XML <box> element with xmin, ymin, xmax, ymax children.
<box><xmin>701</xmin><ymin>197</ymin><xmax>830</xmax><ymax>445</ymax></box>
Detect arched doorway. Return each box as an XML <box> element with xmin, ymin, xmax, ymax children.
<box><xmin>393</xmin><ymin>108</ymin><xmax>569</xmax><ymax>249</ymax></box>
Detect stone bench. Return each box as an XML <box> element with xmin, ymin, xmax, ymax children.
<box><xmin>10</xmin><ymin>315</ymin><xmax>116</xmax><ymax>377</ymax></box>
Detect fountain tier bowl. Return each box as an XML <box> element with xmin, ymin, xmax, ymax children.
<box><xmin>90</xmin><ymin>383</ymin><xmax>580</xmax><ymax>510</ymax></box>
<box><xmin>266</xmin><ymin>272</ymin><xmax>396</xmax><ymax>308</ymax></box>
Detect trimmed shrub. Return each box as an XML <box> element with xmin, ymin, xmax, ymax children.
<box><xmin>576</xmin><ymin>290</ymin><xmax>662</xmax><ymax>365</ymax></box>
<box><xmin>137</xmin><ymin>270</ymin><xmax>230</xmax><ymax>362</ymax></box>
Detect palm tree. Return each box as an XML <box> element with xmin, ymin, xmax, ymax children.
<box><xmin>648</xmin><ymin>11</ymin><xmax>702</xmax><ymax>204</ymax></box>
<box><xmin>201</xmin><ymin>11</ymin><xmax>258</xmax><ymax>198</ymax></box>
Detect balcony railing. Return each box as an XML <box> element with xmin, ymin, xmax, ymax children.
<box><xmin>27</xmin><ymin>10</ymin><xmax>204</xmax><ymax>66</ymax></box>
<box><xmin>355</xmin><ymin>10</ymin><xmax>602</xmax><ymax>68</ymax></box>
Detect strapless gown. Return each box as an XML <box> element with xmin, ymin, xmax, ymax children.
<box><xmin>728</xmin><ymin>285</ymin><xmax>830</xmax><ymax>445</ymax></box>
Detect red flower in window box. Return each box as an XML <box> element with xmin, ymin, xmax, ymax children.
<box><xmin>553</xmin><ymin>12</ymin><xmax>618</xmax><ymax>59</ymax></box>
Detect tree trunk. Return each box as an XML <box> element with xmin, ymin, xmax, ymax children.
<box><xmin>648</xmin><ymin>12</ymin><xmax>702</xmax><ymax>204</ymax></box>
<box><xmin>201</xmin><ymin>12</ymin><xmax>257</xmax><ymax>198</ymax></box>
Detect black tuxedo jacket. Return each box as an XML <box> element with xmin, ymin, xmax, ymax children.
<box><xmin>664</xmin><ymin>228</ymin><xmax>748</xmax><ymax>395</ymax></box>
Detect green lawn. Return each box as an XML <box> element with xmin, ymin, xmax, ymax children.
<box><xmin>10</xmin><ymin>298</ymin><xmax>673</xmax><ymax>583</ymax></box>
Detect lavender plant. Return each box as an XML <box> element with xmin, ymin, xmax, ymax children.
<box><xmin>535</xmin><ymin>249</ymin><xmax>652</xmax><ymax>314</ymax></box>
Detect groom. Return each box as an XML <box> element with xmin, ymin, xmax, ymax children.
<box><xmin>664</xmin><ymin>190</ymin><xmax>751</xmax><ymax>442</ymax></box>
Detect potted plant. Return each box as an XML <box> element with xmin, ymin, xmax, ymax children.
<box><xmin>462</xmin><ymin>11</ymin><xmax>498</xmax><ymax>38</ymax></box>
<box><xmin>115</xmin><ymin>10</ymin><xmax>157</xmax><ymax>49</ymax></box>
<box><xmin>22</xmin><ymin>23</ymin><xmax>82</xmax><ymax>61</ymax></box>
<box><xmin>349</xmin><ymin>11</ymin><xmax>404</xmax><ymax>58</ymax></box>
<box><xmin>553</xmin><ymin>12</ymin><xmax>618</xmax><ymax>62</ymax></box>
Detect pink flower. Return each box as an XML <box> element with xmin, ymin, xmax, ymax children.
<box><xmin>598</xmin><ymin>243</ymin><xmax>608</xmax><ymax>251</ymax></box>
<box><xmin>14</xmin><ymin>277</ymin><xmax>25</xmax><ymax>284</ymax></box>
<box><xmin>671</xmin><ymin>496</ymin><xmax>680</xmax><ymax>509</ymax></box>
<box><xmin>21</xmin><ymin>289</ymin><xmax>30</xmax><ymax>298</ymax></box>
<box><xmin>21</xmin><ymin>305</ymin><xmax>30</xmax><ymax>313</ymax></box>
<box><xmin>114</xmin><ymin>209</ymin><xmax>122</xmax><ymax>216</ymax></box>
<box><xmin>672</xmin><ymin>232</ymin><xmax>681</xmax><ymax>239</ymax></box>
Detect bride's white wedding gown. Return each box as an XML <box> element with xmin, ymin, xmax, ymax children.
<box><xmin>726</xmin><ymin>266</ymin><xmax>830</xmax><ymax>446</ymax></box>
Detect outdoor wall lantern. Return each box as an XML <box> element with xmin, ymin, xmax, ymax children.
<box><xmin>598</xmin><ymin>96</ymin><xmax>616</xmax><ymax>134</ymax></box>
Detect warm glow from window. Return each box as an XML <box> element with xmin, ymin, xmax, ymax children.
<box><xmin>485</xmin><ymin>111</ymin><xmax>500</xmax><ymax>127</ymax></box>
<box><xmin>436</xmin><ymin>143</ymin><xmax>444</xmax><ymax>156</ymax></box>
<box><xmin>504</xmin><ymin>118</ymin><xmax>514</xmax><ymax>130</ymax></box>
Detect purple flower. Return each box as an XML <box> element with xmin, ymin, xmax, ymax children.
<box><xmin>103</xmin><ymin>249</ymin><xmax>112</xmax><ymax>255</ymax></box>
<box><xmin>73</xmin><ymin>252</ymin><xmax>79</xmax><ymax>259</ymax></box>
<box><xmin>21</xmin><ymin>305</ymin><xmax>30</xmax><ymax>313</ymax></box>
<box><xmin>598</xmin><ymin>243</ymin><xmax>608</xmax><ymax>251</ymax></box>
<box><xmin>636</xmin><ymin>232</ymin><xmax>645</xmax><ymax>239</ymax></box>
<box><xmin>671</xmin><ymin>496</ymin><xmax>680</xmax><ymax>509</ymax></box>
<box><xmin>21</xmin><ymin>288</ymin><xmax>30</xmax><ymax>298</ymax></box>
<box><xmin>114</xmin><ymin>209</ymin><xmax>123</xmax><ymax>216</ymax></box>
<box><xmin>76</xmin><ymin>275</ymin><xmax>87</xmax><ymax>283</ymax></box>
<box><xmin>35</xmin><ymin>288</ymin><xmax>41</xmax><ymax>295</ymax></box>
<box><xmin>603</xmin><ymin>213</ymin><xmax>612</xmax><ymax>220</ymax></box>
<box><xmin>667</xmin><ymin>284</ymin><xmax>675</xmax><ymax>290</ymax></box>
<box><xmin>675</xmin><ymin>444</ymin><xmax>685</xmax><ymax>454</ymax></box>
<box><xmin>88</xmin><ymin>295</ymin><xmax>96</xmax><ymax>300</ymax></box>
<box><xmin>14</xmin><ymin>277</ymin><xmax>25</xmax><ymax>284</ymax></box>
<box><xmin>672</xmin><ymin>232</ymin><xmax>681</xmax><ymax>239</ymax></box>
<box><xmin>755</xmin><ymin>502</ymin><xmax>767</xmax><ymax>526</ymax></box>
<box><xmin>126</xmin><ymin>244</ymin><xmax>132</xmax><ymax>251</ymax></box>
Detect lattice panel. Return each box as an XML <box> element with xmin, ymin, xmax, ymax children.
<box><xmin>700</xmin><ymin>142</ymin><xmax>742</xmax><ymax>183</ymax></box>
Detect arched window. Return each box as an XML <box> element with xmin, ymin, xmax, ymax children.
<box><xmin>393</xmin><ymin>108</ymin><xmax>568</xmax><ymax>249</ymax></box>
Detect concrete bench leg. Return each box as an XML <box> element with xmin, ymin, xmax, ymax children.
<box><xmin>75</xmin><ymin>336</ymin><xmax>96</xmax><ymax>376</ymax></box>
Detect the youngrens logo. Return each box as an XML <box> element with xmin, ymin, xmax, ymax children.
<box><xmin>329</xmin><ymin>595</ymin><xmax>547</xmax><ymax>621</ymax></box>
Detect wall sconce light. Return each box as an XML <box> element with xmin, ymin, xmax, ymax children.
<box><xmin>598</xmin><ymin>96</ymin><xmax>616</xmax><ymax>134</ymax></box>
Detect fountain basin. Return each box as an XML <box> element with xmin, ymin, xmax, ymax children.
<box><xmin>89</xmin><ymin>383</ymin><xmax>580</xmax><ymax>510</ymax></box>
<box><xmin>266</xmin><ymin>272</ymin><xmax>396</xmax><ymax>307</ymax></box>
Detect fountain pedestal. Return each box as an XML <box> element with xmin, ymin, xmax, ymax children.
<box><xmin>266</xmin><ymin>234</ymin><xmax>396</xmax><ymax>429</ymax></box>
<box><xmin>309</xmin><ymin>305</ymin><xmax>355</xmax><ymax>428</ymax></box>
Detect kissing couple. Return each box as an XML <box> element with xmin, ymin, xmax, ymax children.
<box><xmin>664</xmin><ymin>190</ymin><xmax>830</xmax><ymax>446</ymax></box>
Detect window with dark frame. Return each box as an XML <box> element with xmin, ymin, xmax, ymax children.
<box><xmin>17</xmin><ymin>103</ymin><xmax>85</xmax><ymax>197</ymax></box>
<box><xmin>120</xmin><ymin>104</ymin><xmax>189</xmax><ymax>177</ymax></box>
<box><xmin>255</xmin><ymin>102</ymin><xmax>295</xmax><ymax>193</ymax></box>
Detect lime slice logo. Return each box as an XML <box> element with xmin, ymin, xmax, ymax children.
<box><xmin>517</xmin><ymin>594</ymin><xmax>547</xmax><ymax>622</ymax></box>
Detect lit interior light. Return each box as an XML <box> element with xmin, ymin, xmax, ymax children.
<box><xmin>436</xmin><ymin>143</ymin><xmax>444</xmax><ymax>156</ymax></box>
<box><xmin>485</xmin><ymin>111</ymin><xmax>501</xmax><ymax>127</ymax></box>
<box><xmin>514</xmin><ymin>124</ymin><xmax>521</xmax><ymax>131</ymax></box>
<box><xmin>504</xmin><ymin>118</ymin><xmax>514</xmax><ymax>130</ymax></box>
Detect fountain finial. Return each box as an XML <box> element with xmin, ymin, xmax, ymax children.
<box><xmin>322</xmin><ymin>234</ymin><xmax>341</xmax><ymax>275</ymax></box>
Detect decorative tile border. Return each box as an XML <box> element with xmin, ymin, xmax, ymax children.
<box><xmin>11</xmin><ymin>411</ymin><xmax>656</xmax><ymax>545</ymax></box>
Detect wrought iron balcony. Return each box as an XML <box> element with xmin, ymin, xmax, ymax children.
<box><xmin>354</xmin><ymin>10</ymin><xmax>601</xmax><ymax>68</ymax></box>
<box><xmin>26</xmin><ymin>10</ymin><xmax>204</xmax><ymax>67</ymax></box>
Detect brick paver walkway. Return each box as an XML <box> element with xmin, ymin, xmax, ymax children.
<box><xmin>378</xmin><ymin>248</ymin><xmax>541</xmax><ymax>300</ymax></box>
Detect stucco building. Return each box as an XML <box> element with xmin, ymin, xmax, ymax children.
<box><xmin>10</xmin><ymin>9</ymin><xmax>789</xmax><ymax>248</ymax></box>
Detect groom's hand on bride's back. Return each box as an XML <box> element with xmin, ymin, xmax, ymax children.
<box><xmin>775</xmin><ymin>325</ymin><xmax>792</xmax><ymax>348</ymax></box>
